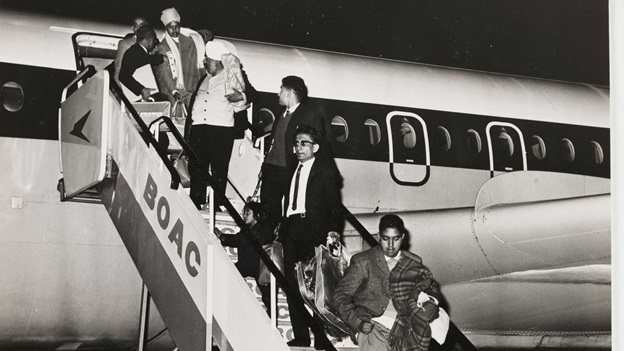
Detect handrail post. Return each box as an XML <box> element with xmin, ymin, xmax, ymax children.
<box><xmin>270</xmin><ymin>274</ymin><xmax>277</xmax><ymax>327</ymax></box>
<box><xmin>138</xmin><ymin>284</ymin><xmax>150</xmax><ymax>351</ymax></box>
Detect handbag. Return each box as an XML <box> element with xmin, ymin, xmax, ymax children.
<box><xmin>295</xmin><ymin>244</ymin><xmax>351</xmax><ymax>338</ymax></box>
<box><xmin>165</xmin><ymin>101</ymin><xmax>187</xmax><ymax>152</ymax></box>
<box><xmin>257</xmin><ymin>236</ymin><xmax>284</xmax><ymax>285</ymax></box>
<box><xmin>173</xmin><ymin>151</ymin><xmax>191</xmax><ymax>188</ymax></box>
<box><xmin>171</xmin><ymin>100</ymin><xmax>187</xmax><ymax>128</ymax></box>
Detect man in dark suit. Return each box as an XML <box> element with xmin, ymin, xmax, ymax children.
<box><xmin>119</xmin><ymin>25</ymin><xmax>162</xmax><ymax>101</ymax></box>
<box><xmin>333</xmin><ymin>215</ymin><xmax>447</xmax><ymax>351</ymax></box>
<box><xmin>114</xmin><ymin>16</ymin><xmax>148</xmax><ymax>85</ymax></box>
<box><xmin>261</xmin><ymin>76</ymin><xmax>333</xmax><ymax>227</ymax></box>
<box><xmin>281</xmin><ymin>126</ymin><xmax>341</xmax><ymax>349</ymax></box>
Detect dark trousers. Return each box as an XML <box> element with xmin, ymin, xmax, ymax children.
<box><xmin>189</xmin><ymin>124</ymin><xmax>234</xmax><ymax>209</ymax></box>
<box><xmin>260</xmin><ymin>163</ymin><xmax>289</xmax><ymax>227</ymax></box>
<box><xmin>282</xmin><ymin>216</ymin><xmax>327</xmax><ymax>343</ymax></box>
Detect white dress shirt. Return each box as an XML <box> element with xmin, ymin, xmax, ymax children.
<box><xmin>286</xmin><ymin>157</ymin><xmax>314</xmax><ymax>216</ymax></box>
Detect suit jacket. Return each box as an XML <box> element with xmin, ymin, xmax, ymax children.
<box><xmin>271</xmin><ymin>102</ymin><xmax>333</xmax><ymax>170</ymax></box>
<box><xmin>332</xmin><ymin>246</ymin><xmax>442</xmax><ymax>336</ymax></box>
<box><xmin>184</xmin><ymin>67</ymin><xmax>258</xmax><ymax>139</ymax></box>
<box><xmin>119</xmin><ymin>43</ymin><xmax>162</xmax><ymax>96</ymax></box>
<box><xmin>114</xmin><ymin>34</ymin><xmax>135</xmax><ymax>84</ymax></box>
<box><xmin>282</xmin><ymin>158</ymin><xmax>342</xmax><ymax>256</ymax></box>
<box><xmin>153</xmin><ymin>34</ymin><xmax>203</xmax><ymax>105</ymax></box>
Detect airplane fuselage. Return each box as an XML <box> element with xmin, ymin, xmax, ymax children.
<box><xmin>0</xmin><ymin>7</ymin><xmax>611</xmax><ymax>350</ymax></box>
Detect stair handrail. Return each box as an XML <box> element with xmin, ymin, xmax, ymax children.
<box><xmin>149</xmin><ymin>115</ymin><xmax>294</xmax><ymax>289</ymax></box>
<box><xmin>95</xmin><ymin>62</ymin><xmax>290</xmax><ymax>308</ymax></box>
<box><xmin>106</xmin><ymin>72</ymin><xmax>182</xmax><ymax>190</ymax></box>
<box><xmin>107</xmin><ymin>67</ymin><xmax>473</xmax><ymax>350</ymax></box>
<box><xmin>60</xmin><ymin>65</ymin><xmax>181</xmax><ymax>191</ymax></box>
<box><xmin>145</xmin><ymin>113</ymin><xmax>338</xmax><ymax>349</ymax></box>
<box><xmin>340</xmin><ymin>205</ymin><xmax>378</xmax><ymax>248</ymax></box>
<box><xmin>61</xmin><ymin>65</ymin><xmax>97</xmax><ymax>102</ymax></box>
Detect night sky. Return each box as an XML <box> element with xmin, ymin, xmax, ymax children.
<box><xmin>3</xmin><ymin>0</ymin><xmax>610</xmax><ymax>86</ymax></box>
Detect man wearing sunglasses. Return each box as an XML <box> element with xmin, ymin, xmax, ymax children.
<box><xmin>280</xmin><ymin>126</ymin><xmax>342</xmax><ymax>350</ymax></box>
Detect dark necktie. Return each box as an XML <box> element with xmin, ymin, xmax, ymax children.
<box><xmin>292</xmin><ymin>164</ymin><xmax>303</xmax><ymax>211</ymax></box>
<box><xmin>284</xmin><ymin>109</ymin><xmax>291</xmax><ymax>118</ymax></box>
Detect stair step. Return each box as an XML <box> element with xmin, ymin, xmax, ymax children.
<box><xmin>289</xmin><ymin>344</ymin><xmax>357</xmax><ymax>351</ymax></box>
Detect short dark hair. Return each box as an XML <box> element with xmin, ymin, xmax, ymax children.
<box><xmin>294</xmin><ymin>125</ymin><xmax>322</xmax><ymax>145</ymax></box>
<box><xmin>244</xmin><ymin>201</ymin><xmax>269</xmax><ymax>223</ymax></box>
<box><xmin>379</xmin><ymin>214</ymin><xmax>406</xmax><ymax>235</ymax></box>
<box><xmin>136</xmin><ymin>25</ymin><xmax>156</xmax><ymax>42</ymax></box>
<box><xmin>132</xmin><ymin>16</ymin><xmax>148</xmax><ymax>27</ymax></box>
<box><xmin>197</xmin><ymin>29</ymin><xmax>214</xmax><ymax>43</ymax></box>
<box><xmin>282</xmin><ymin>75</ymin><xmax>308</xmax><ymax>102</ymax></box>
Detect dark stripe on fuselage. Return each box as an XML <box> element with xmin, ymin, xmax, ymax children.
<box><xmin>254</xmin><ymin>91</ymin><xmax>610</xmax><ymax>179</ymax></box>
<box><xmin>98</xmin><ymin>168</ymin><xmax>206</xmax><ymax>351</ymax></box>
<box><xmin>0</xmin><ymin>62</ymin><xmax>609</xmax><ymax>179</ymax></box>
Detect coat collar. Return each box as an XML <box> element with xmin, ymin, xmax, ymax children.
<box><xmin>372</xmin><ymin>245</ymin><xmax>391</xmax><ymax>273</ymax></box>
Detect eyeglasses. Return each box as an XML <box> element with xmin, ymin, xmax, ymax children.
<box><xmin>293</xmin><ymin>140</ymin><xmax>315</xmax><ymax>147</ymax></box>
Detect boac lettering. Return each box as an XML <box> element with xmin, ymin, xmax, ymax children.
<box><xmin>185</xmin><ymin>241</ymin><xmax>200</xmax><ymax>277</ymax></box>
<box><xmin>143</xmin><ymin>173</ymin><xmax>201</xmax><ymax>277</ymax></box>
<box><xmin>144</xmin><ymin>174</ymin><xmax>158</xmax><ymax>210</ymax></box>
<box><xmin>168</xmin><ymin>219</ymin><xmax>184</xmax><ymax>257</ymax></box>
<box><xmin>157</xmin><ymin>197</ymin><xmax>170</xmax><ymax>229</ymax></box>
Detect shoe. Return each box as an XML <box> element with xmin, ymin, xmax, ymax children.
<box><xmin>313</xmin><ymin>336</ymin><xmax>332</xmax><ymax>350</ymax></box>
<box><xmin>287</xmin><ymin>338</ymin><xmax>311</xmax><ymax>347</ymax></box>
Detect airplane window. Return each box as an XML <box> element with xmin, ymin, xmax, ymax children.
<box><xmin>400</xmin><ymin>122</ymin><xmax>417</xmax><ymax>148</ymax></box>
<box><xmin>498</xmin><ymin>130</ymin><xmax>514</xmax><ymax>156</ymax></box>
<box><xmin>562</xmin><ymin>138</ymin><xmax>576</xmax><ymax>162</ymax></box>
<box><xmin>332</xmin><ymin>116</ymin><xmax>349</xmax><ymax>142</ymax></box>
<box><xmin>257</xmin><ymin>108</ymin><xmax>275</xmax><ymax>134</ymax></box>
<box><xmin>1</xmin><ymin>82</ymin><xmax>24</xmax><ymax>112</ymax></box>
<box><xmin>591</xmin><ymin>141</ymin><xmax>604</xmax><ymax>165</ymax></box>
<box><xmin>466</xmin><ymin>129</ymin><xmax>482</xmax><ymax>154</ymax></box>
<box><xmin>531</xmin><ymin>135</ymin><xmax>547</xmax><ymax>160</ymax></box>
<box><xmin>365</xmin><ymin>119</ymin><xmax>381</xmax><ymax>145</ymax></box>
<box><xmin>435</xmin><ymin>126</ymin><xmax>451</xmax><ymax>152</ymax></box>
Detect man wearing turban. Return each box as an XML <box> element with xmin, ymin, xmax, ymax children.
<box><xmin>153</xmin><ymin>7</ymin><xmax>204</xmax><ymax>119</ymax></box>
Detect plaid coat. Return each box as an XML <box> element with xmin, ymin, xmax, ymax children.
<box><xmin>387</xmin><ymin>252</ymin><xmax>442</xmax><ymax>351</ymax></box>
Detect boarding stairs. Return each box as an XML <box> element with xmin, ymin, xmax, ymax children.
<box><xmin>57</xmin><ymin>67</ymin><xmax>294</xmax><ymax>351</ymax></box>
<box><xmin>58</xmin><ymin>65</ymin><xmax>479</xmax><ymax>351</ymax></box>
<box><xmin>57</xmin><ymin>66</ymin><xmax>367</xmax><ymax>351</ymax></box>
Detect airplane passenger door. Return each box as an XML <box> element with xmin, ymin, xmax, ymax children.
<box><xmin>386</xmin><ymin>112</ymin><xmax>430</xmax><ymax>186</ymax></box>
<box><xmin>486</xmin><ymin>122</ymin><xmax>527</xmax><ymax>177</ymax></box>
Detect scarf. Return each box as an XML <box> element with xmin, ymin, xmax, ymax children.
<box><xmin>180</xmin><ymin>27</ymin><xmax>205</xmax><ymax>68</ymax></box>
<box><xmin>164</xmin><ymin>32</ymin><xmax>185</xmax><ymax>90</ymax></box>
<box><xmin>387</xmin><ymin>253</ymin><xmax>441</xmax><ymax>351</ymax></box>
<box><xmin>221</xmin><ymin>53</ymin><xmax>250</xmax><ymax>113</ymax></box>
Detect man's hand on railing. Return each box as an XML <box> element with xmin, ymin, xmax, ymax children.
<box><xmin>141</xmin><ymin>88</ymin><xmax>155</xmax><ymax>102</ymax></box>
